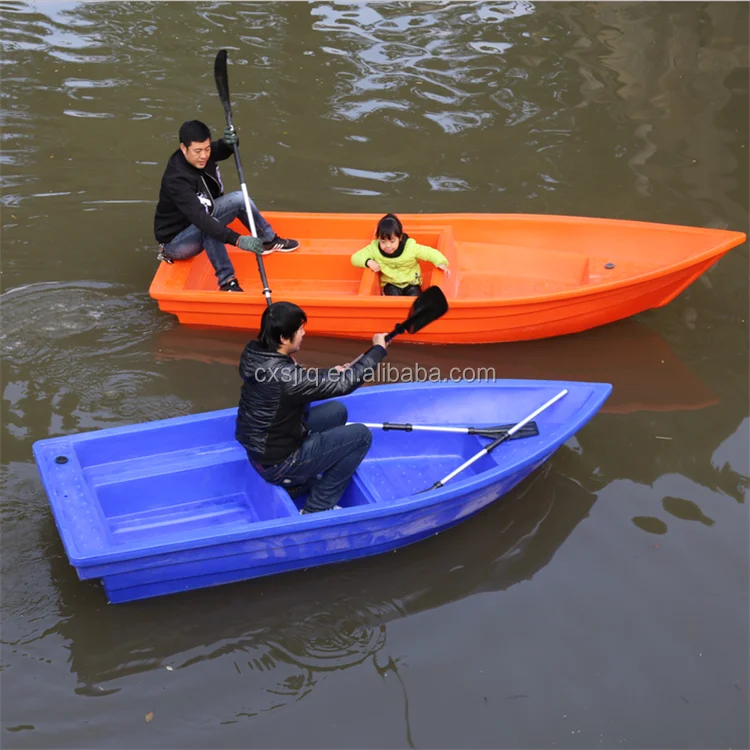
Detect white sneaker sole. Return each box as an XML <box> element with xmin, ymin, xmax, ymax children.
<box><xmin>300</xmin><ymin>504</ymin><xmax>343</xmax><ymax>515</ymax></box>
<box><xmin>262</xmin><ymin>243</ymin><xmax>299</xmax><ymax>254</ymax></box>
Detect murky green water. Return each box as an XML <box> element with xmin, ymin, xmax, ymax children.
<box><xmin>1</xmin><ymin>2</ymin><xmax>748</xmax><ymax>747</ymax></box>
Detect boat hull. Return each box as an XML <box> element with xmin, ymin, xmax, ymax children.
<box><xmin>148</xmin><ymin>212</ymin><xmax>746</xmax><ymax>344</ymax></box>
<box><xmin>33</xmin><ymin>380</ymin><xmax>612</xmax><ymax>603</ymax></box>
<box><xmin>97</xmin><ymin>465</ymin><xmax>549</xmax><ymax>604</ymax></box>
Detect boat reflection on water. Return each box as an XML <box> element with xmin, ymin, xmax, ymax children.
<box><xmin>46</xmin><ymin>461</ymin><xmax>594</xmax><ymax>703</ymax></box>
<box><xmin>153</xmin><ymin>318</ymin><xmax>718</xmax><ymax>414</ymax></box>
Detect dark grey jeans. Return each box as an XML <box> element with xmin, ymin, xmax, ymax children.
<box><xmin>161</xmin><ymin>191</ymin><xmax>275</xmax><ymax>287</ymax></box>
<box><xmin>251</xmin><ymin>402</ymin><xmax>372</xmax><ymax>513</ymax></box>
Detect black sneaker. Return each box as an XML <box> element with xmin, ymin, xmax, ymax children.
<box><xmin>262</xmin><ymin>235</ymin><xmax>299</xmax><ymax>253</ymax></box>
<box><xmin>219</xmin><ymin>278</ymin><xmax>244</xmax><ymax>292</ymax></box>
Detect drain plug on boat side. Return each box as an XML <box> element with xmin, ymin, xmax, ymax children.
<box><xmin>605</xmin><ymin>262</ymin><xmax>615</xmax><ymax>269</ymax></box>
<box><xmin>55</xmin><ymin>456</ymin><xmax>68</xmax><ymax>464</ymax></box>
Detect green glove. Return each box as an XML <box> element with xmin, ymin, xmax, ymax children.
<box><xmin>223</xmin><ymin>125</ymin><xmax>237</xmax><ymax>146</ymax></box>
<box><xmin>237</xmin><ymin>235</ymin><xmax>264</xmax><ymax>254</ymax></box>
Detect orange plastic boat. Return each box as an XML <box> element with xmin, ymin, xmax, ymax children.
<box><xmin>148</xmin><ymin>212</ymin><xmax>746</xmax><ymax>344</ymax></box>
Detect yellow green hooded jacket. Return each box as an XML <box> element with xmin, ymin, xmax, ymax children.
<box><xmin>350</xmin><ymin>235</ymin><xmax>449</xmax><ymax>289</ymax></box>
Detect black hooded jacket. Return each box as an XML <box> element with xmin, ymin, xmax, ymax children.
<box><xmin>153</xmin><ymin>137</ymin><xmax>243</xmax><ymax>246</ymax></box>
<box><xmin>235</xmin><ymin>341</ymin><xmax>388</xmax><ymax>465</ymax></box>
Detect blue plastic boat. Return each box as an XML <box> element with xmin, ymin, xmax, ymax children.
<box><xmin>32</xmin><ymin>379</ymin><xmax>612</xmax><ymax>604</ymax></box>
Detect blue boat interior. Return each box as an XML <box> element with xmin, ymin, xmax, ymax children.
<box><xmin>34</xmin><ymin>382</ymin><xmax>609</xmax><ymax>563</ymax></box>
<box><xmin>75</xmin><ymin>423</ymin><xmax>506</xmax><ymax>538</ymax></box>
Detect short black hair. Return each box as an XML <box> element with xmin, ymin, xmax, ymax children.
<box><xmin>179</xmin><ymin>120</ymin><xmax>212</xmax><ymax>147</ymax></box>
<box><xmin>376</xmin><ymin>213</ymin><xmax>403</xmax><ymax>240</ymax></box>
<box><xmin>258</xmin><ymin>301</ymin><xmax>308</xmax><ymax>351</ymax></box>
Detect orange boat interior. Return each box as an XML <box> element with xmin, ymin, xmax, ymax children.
<box><xmin>173</xmin><ymin>212</ymin><xmax>742</xmax><ymax>301</ymax></box>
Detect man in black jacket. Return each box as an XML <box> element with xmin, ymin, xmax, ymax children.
<box><xmin>154</xmin><ymin>120</ymin><xmax>299</xmax><ymax>292</ymax></box>
<box><xmin>236</xmin><ymin>301</ymin><xmax>389</xmax><ymax>514</ymax></box>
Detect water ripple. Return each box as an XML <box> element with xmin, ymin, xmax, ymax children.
<box><xmin>0</xmin><ymin>281</ymin><xmax>186</xmax><ymax>453</ymax></box>
<box><xmin>268</xmin><ymin>611</ymin><xmax>386</xmax><ymax>671</ymax></box>
<box><xmin>170</xmin><ymin>606</ymin><xmax>388</xmax><ymax>718</ymax></box>
<box><xmin>311</xmin><ymin>2</ymin><xmax>538</xmax><ymax>135</ymax></box>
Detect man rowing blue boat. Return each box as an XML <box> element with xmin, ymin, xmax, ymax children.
<box><xmin>236</xmin><ymin>301</ymin><xmax>389</xmax><ymax>514</ymax></box>
<box><xmin>153</xmin><ymin>119</ymin><xmax>299</xmax><ymax>292</ymax></box>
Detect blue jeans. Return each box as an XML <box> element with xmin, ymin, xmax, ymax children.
<box><xmin>251</xmin><ymin>402</ymin><xmax>372</xmax><ymax>513</ymax></box>
<box><xmin>160</xmin><ymin>191</ymin><xmax>276</xmax><ymax>286</ymax></box>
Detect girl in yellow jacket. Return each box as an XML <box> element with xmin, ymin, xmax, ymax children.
<box><xmin>351</xmin><ymin>213</ymin><xmax>449</xmax><ymax>296</ymax></box>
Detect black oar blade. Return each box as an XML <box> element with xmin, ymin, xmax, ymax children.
<box><xmin>403</xmin><ymin>286</ymin><xmax>448</xmax><ymax>334</ymax></box>
<box><xmin>214</xmin><ymin>49</ymin><xmax>231</xmax><ymax>116</ymax></box>
<box><xmin>471</xmin><ymin>421</ymin><xmax>539</xmax><ymax>440</ymax></box>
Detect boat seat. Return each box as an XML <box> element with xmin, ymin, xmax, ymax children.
<box><xmin>80</xmin><ymin>443</ymin><xmax>304</xmax><ymax>538</ymax></box>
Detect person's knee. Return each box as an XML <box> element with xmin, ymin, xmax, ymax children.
<box><xmin>349</xmin><ymin>423</ymin><xmax>372</xmax><ymax>449</ymax></box>
<box><xmin>331</xmin><ymin>401</ymin><xmax>348</xmax><ymax>424</ymax></box>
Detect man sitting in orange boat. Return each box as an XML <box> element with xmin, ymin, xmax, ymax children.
<box><xmin>236</xmin><ymin>301</ymin><xmax>389</xmax><ymax>514</ymax></box>
<box><xmin>351</xmin><ymin>213</ymin><xmax>450</xmax><ymax>296</ymax></box>
<box><xmin>153</xmin><ymin>120</ymin><xmax>299</xmax><ymax>292</ymax></box>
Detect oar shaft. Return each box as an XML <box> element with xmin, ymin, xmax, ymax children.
<box><xmin>234</xmin><ymin>150</ymin><xmax>271</xmax><ymax>303</ymax></box>
<box><xmin>354</xmin><ymin>422</ymin><xmax>469</xmax><ymax>434</ymax></box>
<box><xmin>436</xmin><ymin>450</ymin><xmax>489</xmax><ymax>485</ymax></box>
<box><xmin>385</xmin><ymin>323</ymin><xmax>405</xmax><ymax>343</ymax></box>
<box><xmin>234</xmin><ymin>157</ymin><xmax>272</xmax><ymax>302</ymax></box>
<box><xmin>238</xmin><ymin>174</ymin><xmax>258</xmax><ymax>237</ymax></box>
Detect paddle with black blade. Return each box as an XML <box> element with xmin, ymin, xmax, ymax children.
<box><xmin>344</xmin><ymin>286</ymin><xmax>449</xmax><ymax>372</ymax></box>
<box><xmin>214</xmin><ymin>49</ymin><xmax>272</xmax><ymax>307</ymax></box>
<box><xmin>416</xmin><ymin>388</ymin><xmax>568</xmax><ymax>493</ymax></box>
